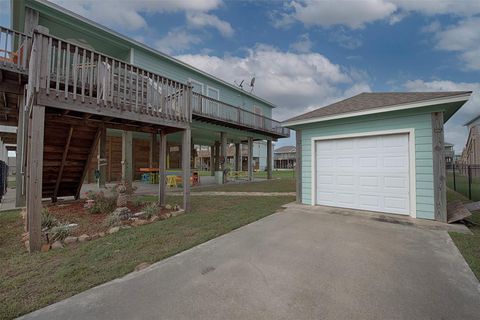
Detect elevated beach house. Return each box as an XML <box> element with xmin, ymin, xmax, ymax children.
<box><xmin>0</xmin><ymin>0</ymin><xmax>288</xmax><ymax>251</ymax></box>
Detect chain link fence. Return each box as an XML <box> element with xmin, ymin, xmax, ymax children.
<box><xmin>447</xmin><ymin>164</ymin><xmax>480</xmax><ymax>201</ymax></box>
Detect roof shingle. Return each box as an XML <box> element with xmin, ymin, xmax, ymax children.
<box><xmin>284</xmin><ymin>91</ymin><xmax>472</xmax><ymax>124</ymax></box>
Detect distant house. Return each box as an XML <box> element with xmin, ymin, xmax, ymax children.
<box><xmin>459</xmin><ymin>115</ymin><xmax>480</xmax><ymax>165</ymax></box>
<box><xmin>196</xmin><ymin>142</ymin><xmax>270</xmax><ymax>172</ymax></box>
<box><xmin>444</xmin><ymin>142</ymin><xmax>454</xmax><ymax>169</ymax></box>
<box><xmin>274</xmin><ymin>146</ymin><xmax>296</xmax><ymax>169</ymax></box>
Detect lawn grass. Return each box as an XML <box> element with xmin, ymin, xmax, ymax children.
<box><xmin>190</xmin><ymin>170</ymin><xmax>295</xmax><ymax>193</ymax></box>
<box><xmin>446</xmin><ymin>170</ymin><xmax>480</xmax><ymax>201</ymax></box>
<box><xmin>447</xmin><ymin>188</ymin><xmax>480</xmax><ymax>281</ymax></box>
<box><xmin>0</xmin><ymin>195</ymin><xmax>294</xmax><ymax>319</ymax></box>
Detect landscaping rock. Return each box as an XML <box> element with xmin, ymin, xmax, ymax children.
<box><xmin>108</xmin><ymin>227</ymin><xmax>120</xmax><ymax>234</ymax></box>
<box><xmin>98</xmin><ymin>232</ymin><xmax>106</xmax><ymax>237</ymax></box>
<box><xmin>84</xmin><ymin>199</ymin><xmax>95</xmax><ymax>209</ymax></box>
<box><xmin>134</xmin><ymin>262</ymin><xmax>151</xmax><ymax>271</ymax></box>
<box><xmin>51</xmin><ymin>241</ymin><xmax>63</xmax><ymax>249</ymax></box>
<box><xmin>78</xmin><ymin>234</ymin><xmax>90</xmax><ymax>242</ymax></box>
<box><xmin>132</xmin><ymin>219</ymin><xmax>149</xmax><ymax>227</ymax></box>
<box><xmin>112</xmin><ymin>207</ymin><xmax>132</xmax><ymax>220</ymax></box>
<box><xmin>41</xmin><ymin>244</ymin><xmax>51</xmax><ymax>252</ymax></box>
<box><xmin>64</xmin><ymin>236</ymin><xmax>78</xmax><ymax>244</ymax></box>
<box><xmin>170</xmin><ymin>209</ymin><xmax>185</xmax><ymax>217</ymax></box>
<box><xmin>120</xmin><ymin>225</ymin><xmax>132</xmax><ymax>230</ymax></box>
<box><xmin>159</xmin><ymin>212</ymin><xmax>171</xmax><ymax>220</ymax></box>
<box><xmin>133</xmin><ymin>211</ymin><xmax>147</xmax><ymax>219</ymax></box>
<box><xmin>150</xmin><ymin>216</ymin><xmax>159</xmax><ymax>222</ymax></box>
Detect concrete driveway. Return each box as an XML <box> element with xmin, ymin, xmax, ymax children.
<box><xmin>21</xmin><ymin>204</ymin><xmax>480</xmax><ymax>320</ymax></box>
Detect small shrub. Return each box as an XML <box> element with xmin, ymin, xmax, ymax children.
<box><xmin>103</xmin><ymin>214</ymin><xmax>122</xmax><ymax>228</ymax></box>
<box><xmin>142</xmin><ymin>202</ymin><xmax>159</xmax><ymax>220</ymax></box>
<box><xmin>41</xmin><ymin>208</ymin><xmax>58</xmax><ymax>230</ymax></box>
<box><xmin>131</xmin><ymin>197</ymin><xmax>144</xmax><ymax>208</ymax></box>
<box><xmin>50</xmin><ymin>225</ymin><xmax>70</xmax><ymax>242</ymax></box>
<box><xmin>86</xmin><ymin>192</ymin><xmax>117</xmax><ymax>214</ymax></box>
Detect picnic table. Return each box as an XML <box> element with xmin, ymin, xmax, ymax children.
<box><xmin>139</xmin><ymin>168</ymin><xmax>200</xmax><ymax>187</ymax></box>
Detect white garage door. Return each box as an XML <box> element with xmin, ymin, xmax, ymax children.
<box><xmin>315</xmin><ymin>133</ymin><xmax>410</xmax><ymax>215</ymax></box>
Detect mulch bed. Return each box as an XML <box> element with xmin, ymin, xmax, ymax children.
<box><xmin>44</xmin><ymin>200</ymin><xmax>171</xmax><ymax>237</ymax></box>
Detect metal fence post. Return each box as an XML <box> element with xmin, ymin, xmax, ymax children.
<box><xmin>453</xmin><ymin>163</ymin><xmax>456</xmax><ymax>191</ymax></box>
<box><xmin>468</xmin><ymin>165</ymin><xmax>472</xmax><ymax>200</ymax></box>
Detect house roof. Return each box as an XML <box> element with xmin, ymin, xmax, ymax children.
<box><xmin>274</xmin><ymin>146</ymin><xmax>296</xmax><ymax>153</ymax></box>
<box><xmin>16</xmin><ymin>0</ymin><xmax>277</xmax><ymax>109</ymax></box>
<box><xmin>283</xmin><ymin>91</ymin><xmax>472</xmax><ymax>127</ymax></box>
<box><xmin>464</xmin><ymin>114</ymin><xmax>480</xmax><ymax>126</ymax></box>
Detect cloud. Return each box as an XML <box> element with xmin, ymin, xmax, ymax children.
<box><xmin>432</xmin><ymin>17</ymin><xmax>480</xmax><ymax>70</ymax></box>
<box><xmin>155</xmin><ymin>29</ymin><xmax>202</xmax><ymax>55</ymax></box>
<box><xmin>289</xmin><ymin>34</ymin><xmax>313</xmax><ymax>53</ymax></box>
<box><xmin>176</xmin><ymin>44</ymin><xmax>371</xmax><ymax>121</ymax></box>
<box><xmin>186</xmin><ymin>12</ymin><xmax>234</xmax><ymax>37</ymax></box>
<box><xmin>274</xmin><ymin>0</ymin><xmax>480</xmax><ymax>29</ymax></box>
<box><xmin>283</xmin><ymin>0</ymin><xmax>396</xmax><ymax>29</ymax></box>
<box><xmin>404</xmin><ymin>79</ymin><xmax>480</xmax><ymax>153</ymax></box>
<box><xmin>51</xmin><ymin>0</ymin><xmax>223</xmax><ymax>31</ymax></box>
<box><xmin>329</xmin><ymin>28</ymin><xmax>363</xmax><ymax>49</ymax></box>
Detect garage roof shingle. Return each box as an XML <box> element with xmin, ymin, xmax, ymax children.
<box><xmin>284</xmin><ymin>91</ymin><xmax>472</xmax><ymax>124</ymax></box>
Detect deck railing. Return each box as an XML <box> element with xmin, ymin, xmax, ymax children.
<box><xmin>28</xmin><ymin>30</ymin><xmax>192</xmax><ymax>123</ymax></box>
<box><xmin>0</xmin><ymin>26</ymin><xmax>31</xmax><ymax>73</ymax></box>
<box><xmin>2</xmin><ymin>26</ymin><xmax>289</xmax><ymax>137</ymax></box>
<box><xmin>192</xmin><ymin>92</ymin><xmax>290</xmax><ymax>137</ymax></box>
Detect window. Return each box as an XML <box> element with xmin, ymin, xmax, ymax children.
<box><xmin>188</xmin><ymin>78</ymin><xmax>204</xmax><ymax>94</ymax></box>
<box><xmin>254</xmin><ymin>106</ymin><xmax>263</xmax><ymax>129</ymax></box>
<box><xmin>206</xmin><ymin>85</ymin><xmax>220</xmax><ymax>117</ymax></box>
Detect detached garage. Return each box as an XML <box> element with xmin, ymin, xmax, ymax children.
<box><xmin>283</xmin><ymin>92</ymin><xmax>472</xmax><ymax>221</ymax></box>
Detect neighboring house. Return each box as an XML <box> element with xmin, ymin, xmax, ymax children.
<box><xmin>196</xmin><ymin>141</ymin><xmax>270</xmax><ymax>171</ymax></box>
<box><xmin>458</xmin><ymin>115</ymin><xmax>480</xmax><ymax>166</ymax></box>
<box><xmin>274</xmin><ymin>146</ymin><xmax>296</xmax><ymax>169</ymax></box>
<box><xmin>444</xmin><ymin>142</ymin><xmax>454</xmax><ymax>169</ymax></box>
<box><xmin>284</xmin><ymin>91</ymin><xmax>471</xmax><ymax>222</ymax></box>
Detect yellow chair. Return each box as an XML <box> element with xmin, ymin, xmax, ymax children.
<box><xmin>166</xmin><ymin>175</ymin><xmax>177</xmax><ymax>188</ymax></box>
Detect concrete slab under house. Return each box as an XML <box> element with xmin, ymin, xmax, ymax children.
<box><xmin>0</xmin><ymin>0</ymin><xmax>289</xmax><ymax>252</ymax></box>
<box><xmin>283</xmin><ymin>91</ymin><xmax>472</xmax><ymax>222</ymax></box>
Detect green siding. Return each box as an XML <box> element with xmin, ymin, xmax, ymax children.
<box><xmin>133</xmin><ymin>49</ymin><xmax>273</xmax><ymax>117</ymax></box>
<box><xmin>21</xmin><ymin>0</ymin><xmax>274</xmax><ymax>118</ymax></box>
<box><xmin>294</xmin><ymin>107</ymin><xmax>442</xmax><ymax>220</ymax></box>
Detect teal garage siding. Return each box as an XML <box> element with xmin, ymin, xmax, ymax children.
<box><xmin>295</xmin><ymin>107</ymin><xmax>443</xmax><ymax>220</ymax></box>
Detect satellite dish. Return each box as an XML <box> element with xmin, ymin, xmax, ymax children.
<box><xmin>249</xmin><ymin>77</ymin><xmax>255</xmax><ymax>93</ymax></box>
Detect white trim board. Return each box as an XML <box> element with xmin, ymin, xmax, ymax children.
<box><xmin>310</xmin><ymin>128</ymin><xmax>417</xmax><ymax>218</ymax></box>
<box><xmin>284</xmin><ymin>94</ymin><xmax>471</xmax><ymax>127</ymax></box>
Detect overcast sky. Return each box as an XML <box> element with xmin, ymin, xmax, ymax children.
<box><xmin>1</xmin><ymin>0</ymin><xmax>479</xmax><ymax>152</ymax></box>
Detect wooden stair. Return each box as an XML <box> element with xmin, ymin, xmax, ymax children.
<box><xmin>42</xmin><ymin>121</ymin><xmax>100</xmax><ymax>200</ymax></box>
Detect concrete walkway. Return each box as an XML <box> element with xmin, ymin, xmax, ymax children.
<box><xmin>20</xmin><ymin>204</ymin><xmax>480</xmax><ymax>319</ymax></box>
<box><xmin>170</xmin><ymin>191</ymin><xmax>296</xmax><ymax>196</ymax></box>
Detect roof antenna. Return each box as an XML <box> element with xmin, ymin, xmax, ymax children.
<box><xmin>234</xmin><ymin>79</ymin><xmax>244</xmax><ymax>90</ymax></box>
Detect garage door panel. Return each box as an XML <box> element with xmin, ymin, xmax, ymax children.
<box><xmin>315</xmin><ymin>133</ymin><xmax>410</xmax><ymax>215</ymax></box>
<box><xmin>358</xmin><ymin>176</ymin><xmax>379</xmax><ymax>187</ymax></box>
